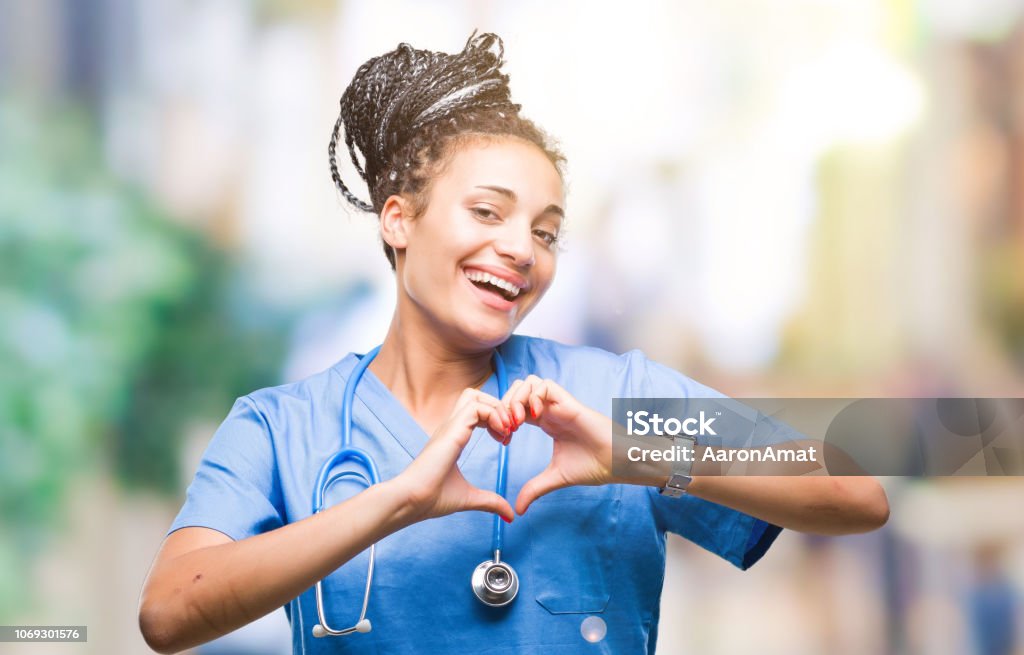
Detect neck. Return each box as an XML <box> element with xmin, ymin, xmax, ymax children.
<box><xmin>368</xmin><ymin>311</ymin><xmax>496</xmax><ymax>418</ymax></box>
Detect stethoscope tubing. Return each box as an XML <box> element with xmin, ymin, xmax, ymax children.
<box><xmin>311</xmin><ymin>344</ymin><xmax>513</xmax><ymax>637</ymax></box>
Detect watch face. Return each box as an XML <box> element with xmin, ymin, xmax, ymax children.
<box><xmin>660</xmin><ymin>474</ymin><xmax>691</xmax><ymax>497</ymax></box>
<box><xmin>659</xmin><ymin>486</ymin><xmax>684</xmax><ymax>497</ymax></box>
<box><xmin>671</xmin><ymin>435</ymin><xmax>696</xmax><ymax>477</ymax></box>
<box><xmin>670</xmin><ymin>474</ymin><xmax>693</xmax><ymax>488</ymax></box>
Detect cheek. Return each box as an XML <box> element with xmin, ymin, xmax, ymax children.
<box><xmin>533</xmin><ymin>257</ymin><xmax>557</xmax><ymax>296</ymax></box>
<box><xmin>399</xmin><ymin>241</ymin><xmax>431</xmax><ymax>303</ymax></box>
<box><xmin>402</xmin><ymin>234</ymin><xmax>462</xmax><ymax>306</ymax></box>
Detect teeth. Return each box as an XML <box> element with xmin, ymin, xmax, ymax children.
<box><xmin>464</xmin><ymin>270</ymin><xmax>521</xmax><ymax>298</ymax></box>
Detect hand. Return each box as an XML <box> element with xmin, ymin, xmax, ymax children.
<box><xmin>391</xmin><ymin>388</ymin><xmax>516</xmax><ymax>523</ymax></box>
<box><xmin>503</xmin><ymin>375</ymin><xmax>613</xmax><ymax>514</ymax></box>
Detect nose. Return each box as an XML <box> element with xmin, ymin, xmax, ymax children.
<box><xmin>493</xmin><ymin>223</ymin><xmax>535</xmax><ymax>267</ymax></box>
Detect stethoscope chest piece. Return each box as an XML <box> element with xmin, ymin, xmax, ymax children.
<box><xmin>471</xmin><ymin>553</ymin><xmax>519</xmax><ymax>607</ymax></box>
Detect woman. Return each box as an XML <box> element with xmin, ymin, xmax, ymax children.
<box><xmin>139</xmin><ymin>31</ymin><xmax>889</xmax><ymax>654</ymax></box>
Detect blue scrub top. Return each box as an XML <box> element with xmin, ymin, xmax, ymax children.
<box><xmin>169</xmin><ymin>334</ymin><xmax>783</xmax><ymax>654</ymax></box>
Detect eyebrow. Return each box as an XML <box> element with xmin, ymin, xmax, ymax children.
<box><xmin>474</xmin><ymin>185</ymin><xmax>564</xmax><ymax>219</ymax></box>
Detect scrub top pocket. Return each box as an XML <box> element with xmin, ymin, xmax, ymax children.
<box><xmin>527</xmin><ymin>484</ymin><xmax>622</xmax><ymax>614</ymax></box>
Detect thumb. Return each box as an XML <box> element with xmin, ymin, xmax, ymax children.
<box><xmin>464</xmin><ymin>487</ymin><xmax>515</xmax><ymax>523</ymax></box>
<box><xmin>515</xmin><ymin>467</ymin><xmax>565</xmax><ymax>515</ymax></box>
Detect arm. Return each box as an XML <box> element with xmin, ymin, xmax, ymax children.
<box><xmin>503</xmin><ymin>375</ymin><xmax>889</xmax><ymax>536</ymax></box>
<box><xmin>140</xmin><ymin>388</ymin><xmax>515</xmax><ymax>654</ymax></box>
<box><xmin>682</xmin><ymin>475</ymin><xmax>889</xmax><ymax>536</ymax></box>
<box><xmin>139</xmin><ymin>482</ymin><xmax>417</xmax><ymax>654</ymax></box>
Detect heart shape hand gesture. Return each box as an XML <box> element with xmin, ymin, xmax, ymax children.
<box><xmin>501</xmin><ymin>375</ymin><xmax>613</xmax><ymax>514</ymax></box>
<box><xmin>392</xmin><ymin>376</ymin><xmax>614</xmax><ymax>522</ymax></box>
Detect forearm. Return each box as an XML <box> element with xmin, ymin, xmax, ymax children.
<box><xmin>142</xmin><ymin>480</ymin><xmax>417</xmax><ymax>653</ymax></box>
<box><xmin>685</xmin><ymin>475</ymin><xmax>889</xmax><ymax>536</ymax></box>
<box><xmin>604</xmin><ymin>407</ymin><xmax>889</xmax><ymax>536</ymax></box>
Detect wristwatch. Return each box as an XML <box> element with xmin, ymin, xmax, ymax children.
<box><xmin>659</xmin><ymin>434</ymin><xmax>696</xmax><ymax>497</ymax></box>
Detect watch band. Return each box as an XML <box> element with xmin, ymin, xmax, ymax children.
<box><xmin>659</xmin><ymin>434</ymin><xmax>696</xmax><ymax>497</ymax></box>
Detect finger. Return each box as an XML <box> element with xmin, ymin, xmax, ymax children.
<box><xmin>445</xmin><ymin>387</ymin><xmax>485</xmax><ymax>428</ymax></box>
<box><xmin>439</xmin><ymin>395</ymin><xmax>502</xmax><ymax>451</ymax></box>
<box><xmin>466</xmin><ymin>400</ymin><xmax>506</xmax><ymax>444</ymax></box>
<box><xmin>501</xmin><ymin>378</ymin><xmax>524</xmax><ymax>406</ymax></box>
<box><xmin>473</xmin><ymin>391</ymin><xmax>513</xmax><ymax>436</ymax></box>
<box><xmin>507</xmin><ymin>376</ymin><xmax>541</xmax><ymax>426</ymax></box>
<box><xmin>463</xmin><ymin>487</ymin><xmax>516</xmax><ymax>523</ymax></box>
<box><xmin>472</xmin><ymin>398</ymin><xmax>517</xmax><ymax>448</ymax></box>
<box><xmin>523</xmin><ymin>375</ymin><xmax>546</xmax><ymax>420</ymax></box>
<box><xmin>451</xmin><ymin>389</ymin><xmax>509</xmax><ymax>432</ymax></box>
<box><xmin>515</xmin><ymin>465</ymin><xmax>567</xmax><ymax>515</ymax></box>
<box><xmin>527</xmin><ymin>385</ymin><xmax>545</xmax><ymax>420</ymax></box>
<box><xmin>526</xmin><ymin>378</ymin><xmax>557</xmax><ymax>420</ymax></box>
<box><xmin>503</xmin><ymin>380</ymin><xmax>526</xmax><ymax>426</ymax></box>
<box><xmin>486</xmin><ymin>423</ymin><xmax>507</xmax><ymax>445</ymax></box>
<box><xmin>509</xmin><ymin>396</ymin><xmax>527</xmax><ymax>428</ymax></box>
<box><xmin>462</xmin><ymin>395</ymin><xmax>510</xmax><ymax>444</ymax></box>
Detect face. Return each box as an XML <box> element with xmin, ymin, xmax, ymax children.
<box><xmin>382</xmin><ymin>137</ymin><xmax>564</xmax><ymax>350</ymax></box>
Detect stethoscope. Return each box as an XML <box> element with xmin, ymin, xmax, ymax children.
<box><xmin>311</xmin><ymin>344</ymin><xmax>518</xmax><ymax>638</ymax></box>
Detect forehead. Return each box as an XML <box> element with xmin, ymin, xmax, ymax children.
<box><xmin>436</xmin><ymin>137</ymin><xmax>564</xmax><ymax>205</ymax></box>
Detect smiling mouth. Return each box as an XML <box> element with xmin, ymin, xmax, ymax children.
<box><xmin>464</xmin><ymin>269</ymin><xmax>522</xmax><ymax>302</ymax></box>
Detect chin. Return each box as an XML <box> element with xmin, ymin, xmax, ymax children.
<box><xmin>455</xmin><ymin>315</ymin><xmax>517</xmax><ymax>349</ymax></box>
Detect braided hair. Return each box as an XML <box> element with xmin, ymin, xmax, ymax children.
<box><xmin>328</xmin><ymin>30</ymin><xmax>566</xmax><ymax>270</ymax></box>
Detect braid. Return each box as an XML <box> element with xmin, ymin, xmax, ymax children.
<box><xmin>328</xmin><ymin>113</ymin><xmax>372</xmax><ymax>212</ymax></box>
<box><xmin>328</xmin><ymin>30</ymin><xmax>565</xmax><ymax>270</ymax></box>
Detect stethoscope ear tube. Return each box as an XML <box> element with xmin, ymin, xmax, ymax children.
<box><xmin>311</xmin><ymin>346</ymin><xmax>383</xmax><ymax>638</ymax></box>
<box><xmin>312</xmin><ymin>470</ymin><xmax>376</xmax><ymax>638</ymax></box>
<box><xmin>312</xmin><ymin>542</ymin><xmax>375</xmax><ymax>637</ymax></box>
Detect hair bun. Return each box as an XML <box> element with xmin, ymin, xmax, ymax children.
<box><xmin>329</xmin><ymin>30</ymin><xmax>521</xmax><ymax>212</ymax></box>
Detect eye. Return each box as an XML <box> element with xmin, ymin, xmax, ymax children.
<box><xmin>471</xmin><ymin>207</ymin><xmax>500</xmax><ymax>221</ymax></box>
<box><xmin>533</xmin><ymin>229</ymin><xmax>559</xmax><ymax>246</ymax></box>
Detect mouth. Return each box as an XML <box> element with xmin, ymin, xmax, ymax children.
<box><xmin>463</xmin><ymin>268</ymin><xmax>524</xmax><ymax>303</ymax></box>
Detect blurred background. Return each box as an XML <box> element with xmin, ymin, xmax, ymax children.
<box><xmin>2</xmin><ymin>0</ymin><xmax>1024</xmax><ymax>653</ymax></box>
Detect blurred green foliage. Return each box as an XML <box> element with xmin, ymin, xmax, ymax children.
<box><xmin>0</xmin><ymin>100</ymin><xmax>288</xmax><ymax>617</ymax></box>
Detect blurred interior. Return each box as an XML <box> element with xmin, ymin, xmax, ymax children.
<box><xmin>2</xmin><ymin>0</ymin><xmax>1024</xmax><ymax>653</ymax></box>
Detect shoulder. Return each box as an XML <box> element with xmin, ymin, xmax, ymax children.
<box><xmin>239</xmin><ymin>353</ymin><xmax>355</xmax><ymax>431</ymax></box>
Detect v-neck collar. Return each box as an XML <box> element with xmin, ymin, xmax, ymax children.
<box><xmin>346</xmin><ymin>339</ymin><xmax>516</xmax><ymax>465</ymax></box>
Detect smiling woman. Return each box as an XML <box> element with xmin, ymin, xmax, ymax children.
<box><xmin>138</xmin><ymin>30</ymin><xmax>888</xmax><ymax>655</ymax></box>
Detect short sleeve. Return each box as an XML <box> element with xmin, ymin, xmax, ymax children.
<box><xmin>626</xmin><ymin>350</ymin><xmax>783</xmax><ymax>570</ymax></box>
<box><xmin>167</xmin><ymin>396</ymin><xmax>285</xmax><ymax>541</ymax></box>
